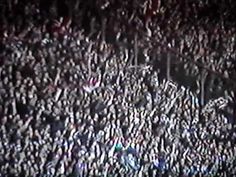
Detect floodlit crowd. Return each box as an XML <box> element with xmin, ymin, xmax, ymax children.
<box><xmin>0</xmin><ymin>0</ymin><xmax>236</xmax><ymax>177</ymax></box>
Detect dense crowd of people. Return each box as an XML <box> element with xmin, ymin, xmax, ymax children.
<box><xmin>0</xmin><ymin>0</ymin><xmax>236</xmax><ymax>177</ymax></box>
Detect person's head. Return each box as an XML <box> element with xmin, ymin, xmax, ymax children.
<box><xmin>1</xmin><ymin>116</ymin><xmax>7</xmax><ymax>125</ymax></box>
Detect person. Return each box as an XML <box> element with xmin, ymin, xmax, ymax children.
<box><xmin>0</xmin><ymin>0</ymin><xmax>235</xmax><ymax>176</ymax></box>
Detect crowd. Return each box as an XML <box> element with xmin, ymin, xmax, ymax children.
<box><xmin>0</xmin><ymin>0</ymin><xmax>236</xmax><ymax>177</ymax></box>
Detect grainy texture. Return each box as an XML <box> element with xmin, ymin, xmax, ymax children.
<box><xmin>0</xmin><ymin>0</ymin><xmax>235</xmax><ymax>177</ymax></box>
